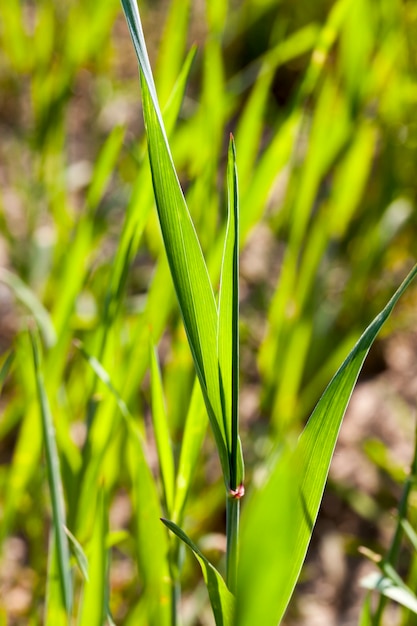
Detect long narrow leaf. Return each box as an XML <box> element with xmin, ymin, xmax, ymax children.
<box><xmin>122</xmin><ymin>0</ymin><xmax>218</xmax><ymax>391</ymax></box>
<box><xmin>237</xmin><ymin>263</ymin><xmax>417</xmax><ymax>625</ymax></box>
<box><xmin>172</xmin><ymin>379</ymin><xmax>208</xmax><ymax>524</ymax></box>
<box><xmin>162</xmin><ymin>518</ymin><xmax>235</xmax><ymax>626</ymax></box>
<box><xmin>218</xmin><ymin>135</ymin><xmax>242</xmax><ymax>488</ymax></box>
<box><xmin>292</xmin><ymin>265</ymin><xmax>417</xmax><ymax>596</ymax></box>
<box><xmin>100</xmin><ymin>45</ymin><xmax>196</xmax><ymax>337</ymax></box>
<box><xmin>78</xmin><ymin>340</ymin><xmax>172</xmax><ymax>624</ymax></box>
<box><xmin>150</xmin><ymin>343</ymin><xmax>175</xmax><ymax>516</ymax></box>
<box><xmin>121</xmin><ymin>0</ymin><xmax>229</xmax><ymax>481</ymax></box>
<box><xmin>236</xmin><ymin>445</ymin><xmax>299</xmax><ymax>626</ymax></box>
<box><xmin>139</xmin><ymin>71</ymin><xmax>223</xmax><ymax>444</ymax></box>
<box><xmin>78</xmin><ymin>487</ymin><xmax>108</xmax><ymax>626</ymax></box>
<box><xmin>65</xmin><ymin>527</ymin><xmax>89</xmax><ymax>582</ymax></box>
<box><xmin>128</xmin><ymin>433</ymin><xmax>172</xmax><ymax>626</ymax></box>
<box><xmin>30</xmin><ymin>331</ymin><xmax>72</xmax><ymax>615</ymax></box>
<box><xmin>45</xmin><ymin>531</ymin><xmax>69</xmax><ymax>626</ymax></box>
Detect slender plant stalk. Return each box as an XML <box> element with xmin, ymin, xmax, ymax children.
<box><xmin>372</xmin><ymin>422</ymin><xmax>417</xmax><ymax>625</ymax></box>
<box><xmin>221</xmin><ymin>134</ymin><xmax>243</xmax><ymax>596</ymax></box>
<box><xmin>226</xmin><ymin>496</ymin><xmax>240</xmax><ymax>594</ymax></box>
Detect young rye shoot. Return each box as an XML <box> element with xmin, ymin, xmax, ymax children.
<box><xmin>120</xmin><ymin>1</ymin><xmax>417</xmax><ymax>625</ymax></box>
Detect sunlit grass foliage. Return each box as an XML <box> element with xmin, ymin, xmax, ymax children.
<box><xmin>1</xmin><ymin>0</ymin><xmax>417</xmax><ymax>624</ymax></box>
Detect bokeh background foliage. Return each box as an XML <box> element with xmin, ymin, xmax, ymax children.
<box><xmin>0</xmin><ymin>0</ymin><xmax>417</xmax><ymax>624</ymax></box>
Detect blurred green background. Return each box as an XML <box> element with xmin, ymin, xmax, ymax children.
<box><xmin>1</xmin><ymin>0</ymin><xmax>417</xmax><ymax>623</ymax></box>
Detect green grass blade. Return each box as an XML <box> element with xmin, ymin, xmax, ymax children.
<box><xmin>150</xmin><ymin>342</ymin><xmax>175</xmax><ymax>516</ymax></box>
<box><xmin>359</xmin><ymin>594</ymin><xmax>373</xmax><ymax>626</ymax></box>
<box><xmin>240</xmin><ymin>110</ymin><xmax>301</xmax><ymax>239</ymax></box>
<box><xmin>139</xmin><ymin>71</ymin><xmax>222</xmax><ymax>440</ymax></box>
<box><xmin>122</xmin><ymin>0</ymin><xmax>217</xmax><ymax>378</ymax></box>
<box><xmin>162</xmin><ymin>518</ymin><xmax>235</xmax><ymax>626</ymax></box>
<box><xmin>30</xmin><ymin>331</ymin><xmax>72</xmax><ymax>615</ymax></box>
<box><xmin>128</xmin><ymin>432</ymin><xmax>172</xmax><ymax>626</ymax></box>
<box><xmin>121</xmin><ymin>0</ymin><xmax>229</xmax><ymax>481</ymax></box>
<box><xmin>1</xmin><ymin>342</ymin><xmax>43</xmax><ymax>543</ymax></box>
<box><xmin>45</xmin><ymin>531</ymin><xmax>70</xmax><ymax>626</ymax></box>
<box><xmin>236</xmin><ymin>445</ymin><xmax>299</xmax><ymax>626</ymax></box>
<box><xmin>291</xmin><ymin>264</ymin><xmax>417</xmax><ymax>594</ymax></box>
<box><xmin>99</xmin><ymin>44</ymin><xmax>196</xmax><ymax>338</ymax></box>
<box><xmin>218</xmin><ymin>136</ymin><xmax>241</xmax><ymax>488</ymax></box>
<box><xmin>78</xmin><ymin>487</ymin><xmax>108</xmax><ymax>626</ymax></box>
<box><xmin>122</xmin><ymin>0</ymin><xmax>218</xmax><ymax>386</ymax></box>
<box><xmin>237</xmin><ymin>264</ymin><xmax>417</xmax><ymax>625</ymax></box>
<box><xmin>120</xmin><ymin>0</ymin><xmax>160</xmax><ymax>124</ymax></box>
<box><xmin>172</xmin><ymin>379</ymin><xmax>208</xmax><ymax>525</ymax></box>
<box><xmin>218</xmin><ymin>136</ymin><xmax>243</xmax><ymax>594</ymax></box>
<box><xmin>401</xmin><ymin>519</ymin><xmax>417</xmax><ymax>552</ymax></box>
<box><xmin>298</xmin><ymin>0</ymin><xmax>351</xmax><ymax>100</ymax></box>
<box><xmin>76</xmin><ymin>340</ymin><xmax>172</xmax><ymax>623</ymax></box>
<box><xmin>0</xmin><ymin>0</ymin><xmax>29</xmax><ymax>71</ymax></box>
<box><xmin>65</xmin><ymin>527</ymin><xmax>89</xmax><ymax>582</ymax></box>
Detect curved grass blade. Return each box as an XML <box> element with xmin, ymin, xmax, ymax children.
<box><xmin>129</xmin><ymin>433</ymin><xmax>172</xmax><ymax>626</ymax></box>
<box><xmin>121</xmin><ymin>0</ymin><xmax>229</xmax><ymax>482</ymax></box>
<box><xmin>359</xmin><ymin>594</ymin><xmax>373</xmax><ymax>626</ymax></box>
<box><xmin>292</xmin><ymin>264</ymin><xmax>417</xmax><ymax>589</ymax></box>
<box><xmin>218</xmin><ymin>136</ymin><xmax>243</xmax><ymax>593</ymax></box>
<box><xmin>139</xmin><ymin>72</ymin><xmax>225</xmax><ymax>461</ymax></box>
<box><xmin>30</xmin><ymin>330</ymin><xmax>72</xmax><ymax>615</ymax></box>
<box><xmin>162</xmin><ymin>518</ymin><xmax>235</xmax><ymax>626</ymax></box>
<box><xmin>237</xmin><ymin>263</ymin><xmax>417</xmax><ymax>625</ymax></box>
<box><xmin>1</xmin><ymin>357</ymin><xmax>43</xmax><ymax>544</ymax></box>
<box><xmin>120</xmin><ymin>0</ymin><xmax>160</xmax><ymax>129</ymax></box>
<box><xmin>45</xmin><ymin>531</ymin><xmax>70</xmax><ymax>626</ymax></box>
<box><xmin>99</xmin><ymin>44</ymin><xmax>196</xmax><ymax>338</ymax></box>
<box><xmin>65</xmin><ymin>526</ymin><xmax>89</xmax><ymax>582</ymax></box>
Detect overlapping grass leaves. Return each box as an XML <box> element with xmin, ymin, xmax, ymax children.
<box><xmin>121</xmin><ymin>0</ymin><xmax>242</xmax><ymax>491</ymax></box>
<box><xmin>122</xmin><ymin>2</ymin><xmax>417</xmax><ymax>624</ymax></box>
<box><xmin>162</xmin><ymin>518</ymin><xmax>235</xmax><ymax>626</ymax></box>
<box><xmin>30</xmin><ymin>331</ymin><xmax>72</xmax><ymax>619</ymax></box>
<box><xmin>236</xmin><ymin>264</ymin><xmax>417</xmax><ymax>625</ymax></box>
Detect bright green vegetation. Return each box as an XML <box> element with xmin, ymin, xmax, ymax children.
<box><xmin>1</xmin><ymin>0</ymin><xmax>417</xmax><ymax>624</ymax></box>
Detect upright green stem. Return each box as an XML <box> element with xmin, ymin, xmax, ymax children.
<box><xmin>226</xmin><ymin>495</ymin><xmax>240</xmax><ymax>594</ymax></box>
